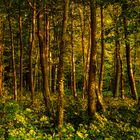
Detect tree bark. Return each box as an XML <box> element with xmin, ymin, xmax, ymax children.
<box><xmin>79</xmin><ymin>6</ymin><xmax>86</xmax><ymax>98</ymax></box>
<box><xmin>97</xmin><ymin>2</ymin><xmax>105</xmax><ymax>112</ymax></box>
<box><xmin>29</xmin><ymin>0</ymin><xmax>36</xmax><ymax>101</ymax></box>
<box><xmin>7</xmin><ymin>12</ymin><xmax>17</xmax><ymax>100</ymax></box>
<box><xmin>122</xmin><ymin>3</ymin><xmax>138</xmax><ymax>101</ymax></box>
<box><xmin>19</xmin><ymin>2</ymin><xmax>23</xmax><ymax>98</ymax></box>
<box><xmin>0</xmin><ymin>21</ymin><xmax>4</xmax><ymax>97</ymax></box>
<box><xmin>113</xmin><ymin>23</ymin><xmax>121</xmax><ymax>98</ymax></box>
<box><xmin>57</xmin><ymin>0</ymin><xmax>69</xmax><ymax>128</ymax></box>
<box><xmin>71</xmin><ymin>1</ymin><xmax>77</xmax><ymax>97</ymax></box>
<box><xmin>120</xmin><ymin>53</ymin><xmax>125</xmax><ymax>99</ymax></box>
<box><xmin>88</xmin><ymin>0</ymin><xmax>97</xmax><ymax>117</ymax></box>
<box><xmin>37</xmin><ymin>8</ymin><xmax>52</xmax><ymax>116</ymax></box>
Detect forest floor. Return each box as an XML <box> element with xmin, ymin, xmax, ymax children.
<box><xmin>0</xmin><ymin>93</ymin><xmax>140</xmax><ymax>140</ymax></box>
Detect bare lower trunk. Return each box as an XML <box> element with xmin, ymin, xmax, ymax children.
<box><xmin>79</xmin><ymin>6</ymin><xmax>86</xmax><ymax>98</ymax></box>
<box><xmin>37</xmin><ymin>8</ymin><xmax>52</xmax><ymax>116</ymax></box>
<box><xmin>57</xmin><ymin>0</ymin><xmax>69</xmax><ymax>128</ymax></box>
<box><xmin>71</xmin><ymin>2</ymin><xmax>77</xmax><ymax>97</ymax></box>
<box><xmin>0</xmin><ymin>22</ymin><xmax>4</xmax><ymax>96</ymax></box>
<box><xmin>122</xmin><ymin>3</ymin><xmax>138</xmax><ymax>102</ymax></box>
<box><xmin>29</xmin><ymin>53</ymin><xmax>34</xmax><ymax>100</ymax></box>
<box><xmin>8</xmin><ymin>14</ymin><xmax>17</xmax><ymax>100</ymax></box>
<box><xmin>19</xmin><ymin>3</ymin><xmax>23</xmax><ymax>98</ymax></box>
<box><xmin>88</xmin><ymin>0</ymin><xmax>97</xmax><ymax>117</ymax></box>
<box><xmin>97</xmin><ymin>2</ymin><xmax>105</xmax><ymax>112</ymax></box>
<box><xmin>120</xmin><ymin>54</ymin><xmax>124</xmax><ymax>99</ymax></box>
<box><xmin>113</xmin><ymin>26</ymin><xmax>121</xmax><ymax>98</ymax></box>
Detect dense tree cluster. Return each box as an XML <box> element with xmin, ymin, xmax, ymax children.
<box><xmin>0</xmin><ymin>0</ymin><xmax>140</xmax><ymax>136</ymax></box>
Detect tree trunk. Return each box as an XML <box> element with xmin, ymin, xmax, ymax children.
<box><xmin>79</xmin><ymin>6</ymin><xmax>86</xmax><ymax>98</ymax></box>
<box><xmin>0</xmin><ymin>21</ymin><xmax>4</xmax><ymax>97</ymax></box>
<box><xmin>29</xmin><ymin>0</ymin><xmax>36</xmax><ymax>101</ymax></box>
<box><xmin>97</xmin><ymin>2</ymin><xmax>105</xmax><ymax>112</ymax></box>
<box><xmin>71</xmin><ymin>1</ymin><xmax>77</xmax><ymax>97</ymax></box>
<box><xmin>122</xmin><ymin>3</ymin><xmax>138</xmax><ymax>102</ymax></box>
<box><xmin>57</xmin><ymin>0</ymin><xmax>69</xmax><ymax>128</ymax></box>
<box><xmin>51</xmin><ymin>21</ymin><xmax>59</xmax><ymax>94</ymax></box>
<box><xmin>98</xmin><ymin>2</ymin><xmax>104</xmax><ymax>97</ymax></box>
<box><xmin>113</xmin><ymin>24</ymin><xmax>121</xmax><ymax>98</ymax></box>
<box><xmin>120</xmin><ymin>53</ymin><xmax>125</xmax><ymax>99</ymax></box>
<box><xmin>51</xmin><ymin>64</ymin><xmax>57</xmax><ymax>94</ymax></box>
<box><xmin>8</xmin><ymin>13</ymin><xmax>17</xmax><ymax>100</ymax></box>
<box><xmin>88</xmin><ymin>0</ymin><xmax>97</xmax><ymax>117</ymax></box>
<box><xmin>37</xmin><ymin>9</ymin><xmax>52</xmax><ymax>116</ymax></box>
<box><xmin>19</xmin><ymin>3</ymin><xmax>23</xmax><ymax>98</ymax></box>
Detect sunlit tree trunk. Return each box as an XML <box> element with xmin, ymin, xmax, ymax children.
<box><xmin>98</xmin><ymin>2</ymin><xmax>104</xmax><ymax>97</ymax></box>
<box><xmin>70</xmin><ymin>1</ymin><xmax>77</xmax><ymax>97</ymax></box>
<box><xmin>84</xmin><ymin>23</ymin><xmax>91</xmax><ymax>99</ymax></box>
<box><xmin>51</xmin><ymin>22</ymin><xmax>59</xmax><ymax>94</ymax></box>
<box><xmin>37</xmin><ymin>8</ymin><xmax>52</xmax><ymax>116</ymax></box>
<box><xmin>19</xmin><ymin>2</ymin><xmax>23</xmax><ymax>98</ymax></box>
<box><xmin>97</xmin><ymin>1</ymin><xmax>105</xmax><ymax>112</ymax></box>
<box><xmin>57</xmin><ymin>0</ymin><xmax>69</xmax><ymax>128</ymax></box>
<box><xmin>29</xmin><ymin>0</ymin><xmax>36</xmax><ymax>101</ymax></box>
<box><xmin>79</xmin><ymin>6</ymin><xmax>86</xmax><ymax>98</ymax></box>
<box><xmin>51</xmin><ymin>65</ymin><xmax>57</xmax><ymax>94</ymax></box>
<box><xmin>88</xmin><ymin>0</ymin><xmax>97</xmax><ymax>117</ymax></box>
<box><xmin>122</xmin><ymin>3</ymin><xmax>138</xmax><ymax>102</ymax></box>
<box><xmin>113</xmin><ymin>23</ymin><xmax>121</xmax><ymax>98</ymax></box>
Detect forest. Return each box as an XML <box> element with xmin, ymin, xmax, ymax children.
<box><xmin>0</xmin><ymin>0</ymin><xmax>140</xmax><ymax>139</ymax></box>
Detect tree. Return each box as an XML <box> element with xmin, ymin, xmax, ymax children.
<box><xmin>5</xmin><ymin>1</ymin><xmax>18</xmax><ymax>100</ymax></box>
<box><xmin>113</xmin><ymin>4</ymin><xmax>121</xmax><ymax>98</ymax></box>
<box><xmin>122</xmin><ymin>2</ymin><xmax>138</xmax><ymax>102</ymax></box>
<box><xmin>70</xmin><ymin>1</ymin><xmax>77</xmax><ymax>97</ymax></box>
<box><xmin>37</xmin><ymin>2</ymin><xmax>52</xmax><ymax>116</ymax></box>
<box><xmin>88</xmin><ymin>0</ymin><xmax>97</xmax><ymax>117</ymax></box>
<box><xmin>29</xmin><ymin>0</ymin><xmax>36</xmax><ymax>101</ymax></box>
<box><xmin>57</xmin><ymin>0</ymin><xmax>69</xmax><ymax>128</ymax></box>
<box><xmin>19</xmin><ymin>1</ymin><xmax>23</xmax><ymax>98</ymax></box>
<box><xmin>97</xmin><ymin>0</ymin><xmax>105</xmax><ymax>112</ymax></box>
<box><xmin>0</xmin><ymin>18</ymin><xmax>4</xmax><ymax>97</ymax></box>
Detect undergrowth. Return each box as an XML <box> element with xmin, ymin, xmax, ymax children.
<box><xmin>0</xmin><ymin>94</ymin><xmax>140</xmax><ymax>140</ymax></box>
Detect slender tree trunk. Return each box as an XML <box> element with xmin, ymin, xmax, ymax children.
<box><xmin>88</xmin><ymin>0</ymin><xmax>97</xmax><ymax>117</ymax></box>
<box><xmin>113</xmin><ymin>24</ymin><xmax>121</xmax><ymax>98</ymax></box>
<box><xmin>134</xmin><ymin>33</ymin><xmax>138</xmax><ymax>78</ymax></box>
<box><xmin>19</xmin><ymin>3</ymin><xmax>23</xmax><ymax>98</ymax></box>
<box><xmin>98</xmin><ymin>2</ymin><xmax>104</xmax><ymax>97</ymax></box>
<box><xmin>51</xmin><ymin>65</ymin><xmax>57</xmax><ymax>94</ymax></box>
<box><xmin>33</xmin><ymin>48</ymin><xmax>39</xmax><ymax>91</ymax></box>
<box><xmin>29</xmin><ymin>0</ymin><xmax>36</xmax><ymax>101</ymax></box>
<box><xmin>49</xmin><ymin>51</ymin><xmax>52</xmax><ymax>93</ymax></box>
<box><xmin>0</xmin><ymin>44</ymin><xmax>2</xmax><ymax>96</ymax></box>
<box><xmin>8</xmin><ymin>13</ymin><xmax>17</xmax><ymax>100</ymax></box>
<box><xmin>37</xmin><ymin>9</ymin><xmax>52</xmax><ymax>116</ymax></box>
<box><xmin>57</xmin><ymin>0</ymin><xmax>69</xmax><ymax>128</ymax></box>
<box><xmin>120</xmin><ymin>53</ymin><xmax>125</xmax><ymax>99</ymax></box>
<box><xmin>79</xmin><ymin>6</ymin><xmax>86</xmax><ymax>98</ymax></box>
<box><xmin>97</xmin><ymin>2</ymin><xmax>105</xmax><ymax>112</ymax></box>
<box><xmin>71</xmin><ymin>1</ymin><xmax>77</xmax><ymax>97</ymax></box>
<box><xmin>122</xmin><ymin>3</ymin><xmax>138</xmax><ymax>102</ymax></box>
<box><xmin>51</xmin><ymin>22</ymin><xmax>59</xmax><ymax>94</ymax></box>
<box><xmin>83</xmin><ymin>24</ymin><xmax>91</xmax><ymax>99</ymax></box>
<box><xmin>0</xmin><ymin>21</ymin><xmax>4</xmax><ymax>97</ymax></box>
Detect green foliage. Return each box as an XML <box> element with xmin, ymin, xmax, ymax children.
<box><xmin>1</xmin><ymin>96</ymin><xmax>140</xmax><ymax>140</ymax></box>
